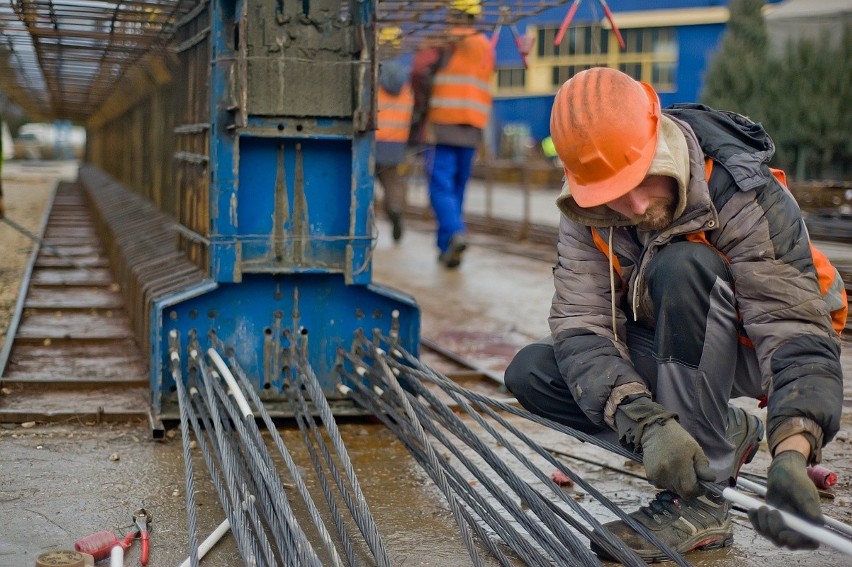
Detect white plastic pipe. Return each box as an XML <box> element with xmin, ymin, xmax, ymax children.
<box><xmin>736</xmin><ymin>476</ymin><xmax>852</xmax><ymax>539</ymax></box>
<box><xmin>722</xmin><ymin>487</ymin><xmax>852</xmax><ymax>555</ymax></box>
<box><xmin>110</xmin><ymin>544</ymin><xmax>124</xmax><ymax>567</ymax></box>
<box><xmin>206</xmin><ymin>348</ymin><xmax>253</xmax><ymax>418</ymax></box>
<box><xmin>177</xmin><ymin>519</ymin><xmax>231</xmax><ymax>567</ymax></box>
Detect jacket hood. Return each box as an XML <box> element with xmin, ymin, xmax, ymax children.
<box><xmin>379</xmin><ymin>60</ymin><xmax>408</xmax><ymax>96</ymax></box>
<box><xmin>556</xmin><ymin>114</ymin><xmax>691</xmax><ymax>227</ymax></box>
<box><xmin>665</xmin><ymin>103</ymin><xmax>776</xmax><ymax>191</ymax></box>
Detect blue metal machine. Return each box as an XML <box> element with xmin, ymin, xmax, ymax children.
<box><xmin>107</xmin><ymin>0</ymin><xmax>420</xmax><ymax>420</ymax></box>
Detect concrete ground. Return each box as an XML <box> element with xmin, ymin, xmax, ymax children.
<box><xmin>1</xmin><ymin>163</ymin><xmax>851</xmax><ymax>566</ymax></box>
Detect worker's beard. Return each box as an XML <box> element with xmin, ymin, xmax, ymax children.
<box><xmin>635</xmin><ymin>196</ymin><xmax>678</xmax><ymax>231</ymax></box>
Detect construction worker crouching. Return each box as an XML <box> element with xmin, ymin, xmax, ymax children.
<box><xmin>504</xmin><ymin>67</ymin><xmax>846</xmax><ymax>559</ymax></box>
<box><xmin>411</xmin><ymin>0</ymin><xmax>494</xmax><ymax>268</ymax></box>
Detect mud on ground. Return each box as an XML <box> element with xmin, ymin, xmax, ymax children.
<box><xmin>1</xmin><ymin>164</ymin><xmax>852</xmax><ymax>567</ymax></box>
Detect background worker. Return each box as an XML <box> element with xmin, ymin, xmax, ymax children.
<box><xmin>504</xmin><ymin>67</ymin><xmax>847</xmax><ymax>560</ymax></box>
<box><xmin>375</xmin><ymin>27</ymin><xmax>413</xmax><ymax>242</ymax></box>
<box><xmin>410</xmin><ymin>0</ymin><xmax>494</xmax><ymax>268</ymax></box>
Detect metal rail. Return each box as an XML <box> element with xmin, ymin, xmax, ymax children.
<box><xmin>0</xmin><ymin>181</ymin><xmax>151</xmax><ymax>425</ymax></box>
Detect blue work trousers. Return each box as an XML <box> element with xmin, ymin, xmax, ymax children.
<box><xmin>426</xmin><ymin>144</ymin><xmax>476</xmax><ymax>252</ymax></box>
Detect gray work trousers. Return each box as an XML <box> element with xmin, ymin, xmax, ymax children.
<box><xmin>376</xmin><ymin>164</ymin><xmax>406</xmax><ymax>216</ymax></box>
<box><xmin>505</xmin><ymin>241</ymin><xmax>765</xmax><ymax>482</ymax></box>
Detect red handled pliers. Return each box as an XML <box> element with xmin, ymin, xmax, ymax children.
<box><xmin>133</xmin><ymin>508</ymin><xmax>152</xmax><ymax>565</ymax></box>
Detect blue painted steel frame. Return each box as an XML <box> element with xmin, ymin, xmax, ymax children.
<box><xmin>149</xmin><ymin>0</ymin><xmax>421</xmax><ymax>417</ymax></box>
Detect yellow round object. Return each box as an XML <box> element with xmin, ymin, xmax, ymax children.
<box><xmin>450</xmin><ymin>0</ymin><xmax>482</xmax><ymax>17</ymax></box>
<box><xmin>378</xmin><ymin>26</ymin><xmax>403</xmax><ymax>48</ymax></box>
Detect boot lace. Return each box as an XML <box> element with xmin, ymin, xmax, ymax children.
<box><xmin>640</xmin><ymin>490</ymin><xmax>682</xmax><ymax>523</ymax></box>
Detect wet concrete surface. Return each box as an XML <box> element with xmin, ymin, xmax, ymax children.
<box><xmin>2</xmin><ymin>169</ymin><xmax>852</xmax><ymax>566</ymax></box>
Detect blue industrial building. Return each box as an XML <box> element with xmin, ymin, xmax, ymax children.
<box><xmin>489</xmin><ymin>0</ymin><xmax>781</xmax><ymax>147</ymax></box>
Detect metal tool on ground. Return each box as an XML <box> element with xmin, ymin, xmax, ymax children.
<box><xmin>133</xmin><ymin>508</ymin><xmax>151</xmax><ymax>566</ymax></box>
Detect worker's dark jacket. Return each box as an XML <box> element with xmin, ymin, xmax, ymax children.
<box><xmin>550</xmin><ymin>104</ymin><xmax>845</xmax><ymax>461</ymax></box>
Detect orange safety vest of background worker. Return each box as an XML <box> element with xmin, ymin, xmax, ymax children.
<box><xmin>377</xmin><ymin>84</ymin><xmax>414</xmax><ymax>144</ymax></box>
<box><xmin>426</xmin><ymin>27</ymin><xmax>493</xmax><ymax>130</ymax></box>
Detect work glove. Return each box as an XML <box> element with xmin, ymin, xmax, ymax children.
<box><xmin>616</xmin><ymin>396</ymin><xmax>714</xmax><ymax>499</ymax></box>
<box><xmin>748</xmin><ymin>451</ymin><xmax>823</xmax><ymax>549</ymax></box>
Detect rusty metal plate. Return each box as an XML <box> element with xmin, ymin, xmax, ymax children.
<box><xmin>0</xmin><ymin>385</ymin><xmax>149</xmax><ymax>423</ymax></box>
<box><xmin>25</xmin><ymin>287</ymin><xmax>125</xmax><ymax>309</ymax></box>
<box><xmin>4</xmin><ymin>342</ymin><xmax>146</xmax><ymax>385</ymax></box>
<box><xmin>35</xmin><ymin>256</ymin><xmax>109</xmax><ymax>268</ymax></box>
<box><xmin>17</xmin><ymin>312</ymin><xmax>134</xmax><ymax>340</ymax></box>
<box><xmin>30</xmin><ymin>269</ymin><xmax>113</xmax><ymax>286</ymax></box>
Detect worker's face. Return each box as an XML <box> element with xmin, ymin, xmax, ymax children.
<box><xmin>604</xmin><ymin>175</ymin><xmax>678</xmax><ymax>231</ymax></box>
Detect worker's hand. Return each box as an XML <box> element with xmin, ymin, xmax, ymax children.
<box><xmin>748</xmin><ymin>451</ymin><xmax>823</xmax><ymax>549</ymax></box>
<box><xmin>640</xmin><ymin>418</ymin><xmax>715</xmax><ymax>499</ymax></box>
<box><xmin>614</xmin><ymin>395</ymin><xmax>713</xmax><ymax>499</ymax></box>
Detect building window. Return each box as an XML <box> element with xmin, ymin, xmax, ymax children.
<box><xmin>536</xmin><ymin>24</ymin><xmax>677</xmax><ymax>92</ymax></box>
<box><xmin>537</xmin><ymin>25</ymin><xmax>609</xmax><ymax>59</ymax></box>
<box><xmin>617</xmin><ymin>27</ymin><xmax>678</xmax><ymax>91</ymax></box>
<box><xmin>496</xmin><ymin>67</ymin><xmax>526</xmax><ymax>90</ymax></box>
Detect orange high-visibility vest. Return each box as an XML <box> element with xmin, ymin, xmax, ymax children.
<box><xmin>377</xmin><ymin>84</ymin><xmax>414</xmax><ymax>143</ymax></box>
<box><xmin>427</xmin><ymin>28</ymin><xmax>494</xmax><ymax>129</ymax></box>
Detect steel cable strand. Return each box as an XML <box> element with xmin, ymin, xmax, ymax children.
<box><xmin>357</xmin><ymin>346</ymin><xmax>499</xmax><ymax>567</ymax></box>
<box><xmin>226</xmin><ymin>355</ymin><xmax>347</xmax><ymax>567</ymax></box>
<box><xmin>390</xmin><ymin>357</ymin><xmax>690</xmax><ymax>566</ymax></box>
<box><xmin>183</xmin><ymin>384</ymin><xmax>247</xmax><ymax>566</ymax></box>
<box><xmin>375</xmin><ymin>352</ymin><xmax>654</xmax><ymax>566</ymax></box>
<box><xmin>343</xmin><ymin>371</ymin><xmax>552</xmax><ymax>565</ymax></box>
<box><xmin>207</xmin><ymin>365</ymin><xmax>324</xmax><ymax>567</ymax></box>
<box><xmin>206</xmin><ymin>369</ymin><xmax>321</xmax><ymax>567</ymax></box>
<box><xmin>342</xmin><ymin>378</ymin><xmax>532</xmax><ymax>567</ymax></box>
<box><xmin>195</xmin><ymin>377</ymin><xmax>280</xmax><ymax>565</ymax></box>
<box><xmin>341</xmin><ymin>374</ymin><xmax>531</xmax><ymax>567</ymax></box>
<box><xmin>378</xmin><ymin>335</ymin><xmax>634</xmax><ymax>459</ymax></box>
<box><xmin>207</xmin><ymin>379</ymin><xmax>296</xmax><ymax>566</ymax></box>
<box><xmin>373</xmin><ymin>368</ymin><xmax>597</xmax><ymax>567</ymax></box>
<box><xmin>187</xmin><ymin>377</ymin><xmax>263</xmax><ymax>567</ymax></box>
<box><xmin>169</xmin><ymin>344</ymin><xmax>200</xmax><ymax>567</ymax></box>
<box><xmin>396</xmin><ymin>367</ymin><xmax>644</xmax><ymax>567</ymax></box>
<box><xmin>284</xmin><ymin>378</ymin><xmax>362</xmax><ymax>567</ymax></box>
<box><xmin>467</xmin><ymin>396</ymin><xmax>659</xmax><ymax>566</ymax></box>
<box><xmin>191</xmin><ymin>379</ymin><xmax>272</xmax><ymax>567</ymax></box>
<box><xmin>289</xmin><ymin>368</ymin><xmax>383</xmax><ymax>567</ymax></box>
<box><xmin>193</xmin><ymin>353</ymin><xmax>276</xmax><ymax>567</ymax></box>
<box><xmin>374</xmin><ymin>338</ymin><xmax>691</xmax><ymax>566</ymax></box>
<box><xmin>352</xmin><ymin>361</ymin><xmax>585</xmax><ymax>567</ymax></box>
<box><xmin>294</xmin><ymin>346</ymin><xmax>393</xmax><ymax>567</ymax></box>
<box><xmin>199</xmin><ymin>380</ymin><xmax>277</xmax><ymax>565</ymax></box>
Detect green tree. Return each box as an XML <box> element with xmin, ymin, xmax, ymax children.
<box><xmin>703</xmin><ymin>2</ymin><xmax>851</xmax><ymax>180</ymax></box>
<box><xmin>702</xmin><ymin>0</ymin><xmax>771</xmax><ymax>121</ymax></box>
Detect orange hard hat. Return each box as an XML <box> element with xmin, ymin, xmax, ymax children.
<box><xmin>550</xmin><ymin>67</ymin><xmax>661</xmax><ymax>208</ymax></box>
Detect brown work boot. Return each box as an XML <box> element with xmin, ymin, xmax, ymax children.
<box><xmin>438</xmin><ymin>233</ymin><xmax>468</xmax><ymax>268</ymax></box>
<box><xmin>726</xmin><ymin>404</ymin><xmax>764</xmax><ymax>481</ymax></box>
<box><xmin>591</xmin><ymin>490</ymin><xmax>733</xmax><ymax>562</ymax></box>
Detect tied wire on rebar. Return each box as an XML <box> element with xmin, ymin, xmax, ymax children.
<box><xmin>169</xmin><ymin>329</ymin><xmax>397</xmax><ymax>567</ymax></box>
<box><xmin>339</xmin><ymin>331</ymin><xmax>693</xmax><ymax>566</ymax></box>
